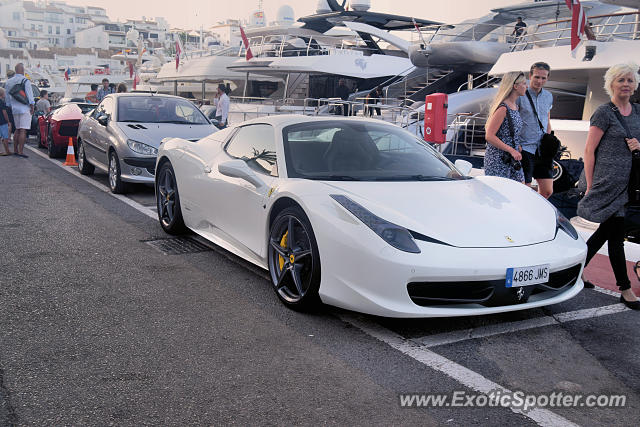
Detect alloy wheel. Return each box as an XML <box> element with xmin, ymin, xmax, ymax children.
<box><xmin>268</xmin><ymin>214</ymin><xmax>314</xmax><ymax>303</ymax></box>
<box><xmin>157</xmin><ymin>166</ymin><xmax>177</xmax><ymax>227</ymax></box>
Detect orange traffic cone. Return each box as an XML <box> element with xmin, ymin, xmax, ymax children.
<box><xmin>62</xmin><ymin>137</ymin><xmax>78</xmax><ymax>166</ymax></box>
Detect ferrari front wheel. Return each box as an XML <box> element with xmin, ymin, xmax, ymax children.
<box><xmin>268</xmin><ymin>206</ymin><xmax>321</xmax><ymax>310</ymax></box>
<box><xmin>156</xmin><ymin>161</ymin><xmax>186</xmax><ymax>235</ymax></box>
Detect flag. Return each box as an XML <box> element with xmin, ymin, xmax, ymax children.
<box><xmin>64</xmin><ymin>67</ymin><xmax>70</xmax><ymax>81</ymax></box>
<box><xmin>128</xmin><ymin>61</ymin><xmax>134</xmax><ymax>78</ymax></box>
<box><xmin>565</xmin><ymin>0</ymin><xmax>586</xmax><ymax>56</ymax></box>
<box><xmin>175</xmin><ymin>40</ymin><xmax>182</xmax><ymax>70</ymax></box>
<box><xmin>239</xmin><ymin>26</ymin><xmax>253</xmax><ymax>61</ymax></box>
<box><xmin>133</xmin><ymin>72</ymin><xmax>140</xmax><ymax>90</ymax></box>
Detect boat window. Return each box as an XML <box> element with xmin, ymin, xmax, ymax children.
<box><xmin>117</xmin><ymin>96</ymin><xmax>209</xmax><ymax>124</ymax></box>
<box><xmin>283</xmin><ymin>121</ymin><xmax>466</xmax><ymax>181</ymax></box>
<box><xmin>225</xmin><ymin>124</ymin><xmax>277</xmax><ymax>177</ymax></box>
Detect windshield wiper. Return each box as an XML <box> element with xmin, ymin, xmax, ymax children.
<box><xmin>373</xmin><ymin>175</ymin><xmax>455</xmax><ymax>181</ymax></box>
<box><xmin>156</xmin><ymin>120</ymin><xmax>193</xmax><ymax>124</ymax></box>
<box><xmin>119</xmin><ymin>119</ymin><xmax>144</xmax><ymax>123</ymax></box>
<box><xmin>301</xmin><ymin>175</ymin><xmax>362</xmax><ymax>181</ymax></box>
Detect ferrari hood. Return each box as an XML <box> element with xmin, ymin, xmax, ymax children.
<box><xmin>322</xmin><ymin>176</ymin><xmax>557</xmax><ymax>248</ymax></box>
<box><xmin>118</xmin><ymin>123</ymin><xmax>217</xmax><ymax>148</ymax></box>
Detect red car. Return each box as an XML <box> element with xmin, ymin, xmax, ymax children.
<box><xmin>37</xmin><ymin>102</ymin><xmax>96</xmax><ymax>158</ymax></box>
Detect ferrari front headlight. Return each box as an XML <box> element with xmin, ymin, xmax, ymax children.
<box><xmin>330</xmin><ymin>194</ymin><xmax>420</xmax><ymax>253</ymax></box>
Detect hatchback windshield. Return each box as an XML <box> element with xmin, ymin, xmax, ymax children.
<box><xmin>117</xmin><ymin>96</ymin><xmax>209</xmax><ymax>124</ymax></box>
<box><xmin>282</xmin><ymin>121</ymin><xmax>467</xmax><ymax>181</ymax></box>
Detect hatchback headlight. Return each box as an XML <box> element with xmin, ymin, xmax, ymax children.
<box><xmin>331</xmin><ymin>194</ymin><xmax>420</xmax><ymax>253</ymax></box>
<box><xmin>127</xmin><ymin>139</ymin><xmax>157</xmax><ymax>156</ymax></box>
<box><xmin>556</xmin><ymin>209</ymin><xmax>579</xmax><ymax>240</ymax></box>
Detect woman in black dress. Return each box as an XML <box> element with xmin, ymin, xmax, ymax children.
<box><xmin>578</xmin><ymin>63</ymin><xmax>640</xmax><ymax>309</ymax></box>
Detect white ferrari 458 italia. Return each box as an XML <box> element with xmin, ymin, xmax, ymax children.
<box><xmin>155</xmin><ymin>115</ymin><xmax>587</xmax><ymax>318</ymax></box>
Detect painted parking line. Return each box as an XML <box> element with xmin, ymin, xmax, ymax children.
<box><xmin>25</xmin><ymin>144</ymin><xmax>156</xmax><ymax>220</ymax></box>
<box><xmin>411</xmin><ymin>303</ymin><xmax>629</xmax><ymax>348</ymax></box>
<box><xmin>341</xmin><ymin>314</ymin><xmax>579</xmax><ymax>427</ymax></box>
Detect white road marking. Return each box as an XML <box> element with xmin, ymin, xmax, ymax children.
<box><xmin>26</xmin><ymin>145</ymin><xmax>156</xmax><ymax>220</ymax></box>
<box><xmin>413</xmin><ymin>303</ymin><xmax>629</xmax><ymax>348</ymax></box>
<box><xmin>341</xmin><ymin>314</ymin><xmax>579</xmax><ymax>427</ymax></box>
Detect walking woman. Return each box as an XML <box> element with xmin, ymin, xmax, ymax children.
<box><xmin>578</xmin><ymin>63</ymin><xmax>640</xmax><ymax>310</ymax></box>
<box><xmin>484</xmin><ymin>71</ymin><xmax>528</xmax><ymax>182</ymax></box>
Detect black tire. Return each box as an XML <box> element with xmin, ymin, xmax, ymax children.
<box><xmin>77</xmin><ymin>139</ymin><xmax>94</xmax><ymax>175</ymax></box>
<box><xmin>267</xmin><ymin>206</ymin><xmax>321</xmax><ymax>311</ymax></box>
<box><xmin>156</xmin><ymin>161</ymin><xmax>186</xmax><ymax>234</ymax></box>
<box><xmin>36</xmin><ymin>123</ymin><xmax>44</xmax><ymax>148</ymax></box>
<box><xmin>108</xmin><ymin>150</ymin><xmax>127</xmax><ymax>194</ymax></box>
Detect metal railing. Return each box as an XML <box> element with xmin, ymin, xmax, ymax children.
<box><xmin>412</xmin><ymin>22</ymin><xmax>521</xmax><ymax>44</ymax></box>
<box><xmin>511</xmin><ymin>11</ymin><xmax>640</xmax><ymax>51</ymax></box>
<box><xmin>239</xmin><ymin>33</ymin><xmax>381</xmax><ymax>59</ymax></box>
<box><xmin>446</xmin><ymin>113</ymin><xmax>488</xmax><ymax>156</ymax></box>
<box><xmin>457</xmin><ymin>72</ymin><xmax>501</xmax><ymax>92</ymax></box>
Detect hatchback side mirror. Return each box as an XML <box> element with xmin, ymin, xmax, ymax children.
<box><xmin>97</xmin><ymin>114</ymin><xmax>109</xmax><ymax>126</ymax></box>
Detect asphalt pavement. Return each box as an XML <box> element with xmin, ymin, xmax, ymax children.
<box><xmin>1</xmin><ymin>141</ymin><xmax>639</xmax><ymax>426</ymax></box>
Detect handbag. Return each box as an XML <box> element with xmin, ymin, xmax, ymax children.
<box><xmin>499</xmin><ymin>103</ymin><xmax>522</xmax><ymax>170</ymax></box>
<box><xmin>9</xmin><ymin>78</ymin><xmax>29</xmax><ymax>105</ymax></box>
<box><xmin>525</xmin><ymin>91</ymin><xmax>560</xmax><ymax>159</ymax></box>
<box><xmin>609</xmin><ymin>102</ymin><xmax>640</xmax><ymax>206</ymax></box>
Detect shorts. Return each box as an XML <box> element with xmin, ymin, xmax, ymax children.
<box><xmin>13</xmin><ymin>112</ymin><xmax>32</xmax><ymax>130</ymax></box>
<box><xmin>0</xmin><ymin>124</ymin><xmax>7</xmax><ymax>139</ymax></box>
<box><xmin>521</xmin><ymin>150</ymin><xmax>553</xmax><ymax>183</ymax></box>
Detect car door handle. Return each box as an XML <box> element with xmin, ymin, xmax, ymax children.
<box><xmin>204</xmin><ymin>166</ymin><xmax>212</xmax><ymax>174</ymax></box>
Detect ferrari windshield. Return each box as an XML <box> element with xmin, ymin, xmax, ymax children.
<box><xmin>283</xmin><ymin>121</ymin><xmax>466</xmax><ymax>181</ymax></box>
<box><xmin>117</xmin><ymin>96</ymin><xmax>209</xmax><ymax>124</ymax></box>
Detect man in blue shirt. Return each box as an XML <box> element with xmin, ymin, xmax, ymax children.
<box><xmin>5</xmin><ymin>63</ymin><xmax>35</xmax><ymax>158</ymax></box>
<box><xmin>97</xmin><ymin>78</ymin><xmax>113</xmax><ymax>102</ymax></box>
<box><xmin>516</xmin><ymin>62</ymin><xmax>554</xmax><ymax>198</ymax></box>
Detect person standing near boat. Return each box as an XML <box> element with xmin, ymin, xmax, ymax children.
<box><xmin>517</xmin><ymin>62</ymin><xmax>554</xmax><ymax>198</ymax></box>
<box><xmin>214</xmin><ymin>83</ymin><xmax>229</xmax><ymax>129</ymax></box>
<box><xmin>578</xmin><ymin>63</ymin><xmax>640</xmax><ymax>309</ymax></box>
<box><xmin>484</xmin><ymin>71</ymin><xmax>527</xmax><ymax>182</ymax></box>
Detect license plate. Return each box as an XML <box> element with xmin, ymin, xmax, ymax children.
<box><xmin>506</xmin><ymin>264</ymin><xmax>550</xmax><ymax>288</ymax></box>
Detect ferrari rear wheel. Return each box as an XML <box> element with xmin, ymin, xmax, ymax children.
<box><xmin>36</xmin><ymin>124</ymin><xmax>44</xmax><ymax>148</ymax></box>
<box><xmin>268</xmin><ymin>207</ymin><xmax>321</xmax><ymax>310</ymax></box>
<box><xmin>156</xmin><ymin>161</ymin><xmax>186</xmax><ymax>234</ymax></box>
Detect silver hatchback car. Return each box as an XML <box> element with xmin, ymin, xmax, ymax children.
<box><xmin>77</xmin><ymin>93</ymin><xmax>217</xmax><ymax>193</ymax></box>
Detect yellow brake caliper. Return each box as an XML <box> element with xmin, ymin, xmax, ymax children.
<box><xmin>278</xmin><ymin>231</ymin><xmax>288</xmax><ymax>271</ymax></box>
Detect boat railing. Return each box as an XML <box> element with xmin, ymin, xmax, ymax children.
<box><xmin>447</xmin><ymin>113</ymin><xmax>488</xmax><ymax>156</ymax></box>
<box><xmin>511</xmin><ymin>11</ymin><xmax>640</xmax><ymax>52</ymax></box>
<box><xmin>456</xmin><ymin>72</ymin><xmax>501</xmax><ymax>92</ymax></box>
<box><xmin>413</xmin><ymin>22</ymin><xmax>520</xmax><ymax>44</ymax></box>
<box><xmin>239</xmin><ymin>33</ymin><xmax>379</xmax><ymax>59</ymax></box>
<box><xmin>227</xmin><ymin>96</ymin><xmax>422</xmax><ymax>134</ymax></box>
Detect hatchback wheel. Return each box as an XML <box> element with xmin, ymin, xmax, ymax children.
<box><xmin>156</xmin><ymin>161</ymin><xmax>186</xmax><ymax>234</ymax></box>
<box><xmin>268</xmin><ymin>207</ymin><xmax>321</xmax><ymax>310</ymax></box>
<box><xmin>77</xmin><ymin>140</ymin><xmax>94</xmax><ymax>175</ymax></box>
<box><xmin>108</xmin><ymin>150</ymin><xmax>126</xmax><ymax>194</ymax></box>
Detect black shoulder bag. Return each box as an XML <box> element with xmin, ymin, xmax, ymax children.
<box><xmin>609</xmin><ymin>102</ymin><xmax>640</xmax><ymax>206</ymax></box>
<box><xmin>525</xmin><ymin>91</ymin><xmax>560</xmax><ymax>159</ymax></box>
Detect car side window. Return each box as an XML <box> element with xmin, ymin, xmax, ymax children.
<box><xmin>225</xmin><ymin>124</ymin><xmax>277</xmax><ymax>176</ymax></box>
